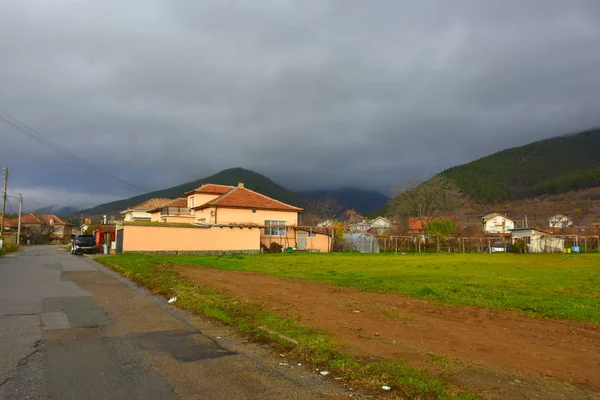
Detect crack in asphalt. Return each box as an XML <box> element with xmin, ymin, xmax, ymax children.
<box><xmin>0</xmin><ymin>339</ymin><xmax>43</xmax><ymax>388</ymax></box>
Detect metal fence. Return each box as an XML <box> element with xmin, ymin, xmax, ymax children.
<box><xmin>372</xmin><ymin>235</ymin><xmax>600</xmax><ymax>254</ymax></box>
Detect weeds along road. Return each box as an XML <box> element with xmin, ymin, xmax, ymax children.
<box><xmin>0</xmin><ymin>246</ymin><xmax>348</xmax><ymax>400</ymax></box>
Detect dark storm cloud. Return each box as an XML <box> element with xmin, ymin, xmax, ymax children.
<box><xmin>1</xmin><ymin>0</ymin><xmax>600</xmax><ymax>207</ymax></box>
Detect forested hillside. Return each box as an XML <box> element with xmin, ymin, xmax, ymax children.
<box><xmin>441</xmin><ymin>128</ymin><xmax>600</xmax><ymax>202</ymax></box>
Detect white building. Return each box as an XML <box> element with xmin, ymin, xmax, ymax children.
<box><xmin>511</xmin><ymin>227</ymin><xmax>564</xmax><ymax>253</ymax></box>
<box><xmin>370</xmin><ymin>216</ymin><xmax>392</xmax><ymax>231</ymax></box>
<box><xmin>548</xmin><ymin>214</ymin><xmax>573</xmax><ymax>229</ymax></box>
<box><xmin>121</xmin><ymin>198</ymin><xmax>172</xmax><ymax>222</ymax></box>
<box><xmin>481</xmin><ymin>213</ymin><xmax>515</xmax><ymax>233</ymax></box>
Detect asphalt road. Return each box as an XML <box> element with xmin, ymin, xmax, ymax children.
<box><xmin>0</xmin><ymin>246</ymin><xmax>348</xmax><ymax>400</ymax></box>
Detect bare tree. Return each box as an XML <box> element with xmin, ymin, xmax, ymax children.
<box><xmin>344</xmin><ymin>209</ymin><xmax>365</xmax><ymax>224</ymax></box>
<box><xmin>301</xmin><ymin>197</ymin><xmax>342</xmax><ymax>226</ymax></box>
<box><xmin>392</xmin><ymin>175</ymin><xmax>464</xmax><ymax>227</ymax></box>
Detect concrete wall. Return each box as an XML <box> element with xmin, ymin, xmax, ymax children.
<box><xmin>122</xmin><ymin>224</ymin><xmax>260</xmax><ymax>252</ymax></box>
<box><xmin>151</xmin><ymin>212</ymin><xmax>195</xmax><ymax>223</ymax></box>
<box><xmin>160</xmin><ymin>215</ymin><xmax>195</xmax><ymax>223</ymax></box>
<box><xmin>150</xmin><ymin>211</ymin><xmax>160</xmax><ymax>222</ymax></box>
<box><xmin>260</xmin><ymin>230</ymin><xmax>331</xmax><ymax>253</ymax></box>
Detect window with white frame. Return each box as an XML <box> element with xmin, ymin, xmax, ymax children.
<box><xmin>264</xmin><ymin>220</ymin><xmax>286</xmax><ymax>236</ymax></box>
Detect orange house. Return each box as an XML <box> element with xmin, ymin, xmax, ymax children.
<box><xmin>116</xmin><ymin>183</ymin><xmax>332</xmax><ymax>253</ymax></box>
<box><xmin>188</xmin><ymin>183</ymin><xmax>310</xmax><ymax>248</ymax></box>
<box><xmin>148</xmin><ymin>198</ymin><xmax>194</xmax><ymax>223</ymax></box>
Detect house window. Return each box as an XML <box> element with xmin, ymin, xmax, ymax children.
<box><xmin>54</xmin><ymin>227</ymin><xmax>63</xmax><ymax>235</ymax></box>
<box><xmin>252</xmin><ymin>209</ymin><xmax>257</xmax><ymax>214</ymax></box>
<box><xmin>308</xmin><ymin>231</ymin><xmax>316</xmax><ymax>237</ymax></box>
<box><xmin>199</xmin><ymin>218</ymin><xmax>206</xmax><ymax>223</ymax></box>
<box><xmin>162</xmin><ymin>207</ymin><xmax>169</xmax><ymax>215</ymax></box>
<box><xmin>189</xmin><ymin>197</ymin><xmax>194</xmax><ymax>208</ymax></box>
<box><xmin>265</xmin><ymin>220</ymin><xmax>286</xmax><ymax>236</ymax></box>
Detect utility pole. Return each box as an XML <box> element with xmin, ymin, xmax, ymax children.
<box><xmin>17</xmin><ymin>193</ymin><xmax>22</xmax><ymax>245</ymax></box>
<box><xmin>0</xmin><ymin>167</ymin><xmax>8</xmax><ymax>239</ymax></box>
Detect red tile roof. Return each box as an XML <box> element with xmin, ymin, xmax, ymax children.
<box><xmin>20</xmin><ymin>213</ymin><xmax>43</xmax><ymax>225</ymax></box>
<box><xmin>17</xmin><ymin>213</ymin><xmax>71</xmax><ymax>226</ymax></box>
<box><xmin>193</xmin><ymin>187</ymin><xmax>302</xmax><ymax>212</ymax></box>
<box><xmin>0</xmin><ymin>216</ymin><xmax>16</xmax><ymax>228</ymax></box>
<box><xmin>147</xmin><ymin>198</ymin><xmax>188</xmax><ymax>212</ymax></box>
<box><xmin>127</xmin><ymin>198</ymin><xmax>173</xmax><ymax>211</ymax></box>
<box><xmin>38</xmin><ymin>214</ymin><xmax>70</xmax><ymax>225</ymax></box>
<box><xmin>408</xmin><ymin>216</ymin><xmax>459</xmax><ymax>232</ymax></box>
<box><xmin>185</xmin><ymin>184</ymin><xmax>235</xmax><ymax>196</ymax></box>
<box><xmin>408</xmin><ymin>217</ymin><xmax>426</xmax><ymax>231</ymax></box>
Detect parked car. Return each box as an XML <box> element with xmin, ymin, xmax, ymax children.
<box><xmin>71</xmin><ymin>235</ymin><xmax>96</xmax><ymax>255</ymax></box>
<box><xmin>489</xmin><ymin>241</ymin><xmax>511</xmax><ymax>253</ymax></box>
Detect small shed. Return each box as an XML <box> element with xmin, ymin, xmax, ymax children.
<box><xmin>510</xmin><ymin>227</ymin><xmax>564</xmax><ymax>253</ymax></box>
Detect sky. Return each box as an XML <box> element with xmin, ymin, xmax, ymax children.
<box><xmin>1</xmin><ymin>0</ymin><xmax>600</xmax><ymax>210</ymax></box>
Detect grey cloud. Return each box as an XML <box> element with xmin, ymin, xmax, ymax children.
<box><xmin>1</xmin><ymin>0</ymin><xmax>600</xmax><ymax>208</ymax></box>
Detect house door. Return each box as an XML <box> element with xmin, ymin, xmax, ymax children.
<box><xmin>297</xmin><ymin>232</ymin><xmax>307</xmax><ymax>250</ymax></box>
<box><xmin>116</xmin><ymin>229</ymin><xmax>124</xmax><ymax>254</ymax></box>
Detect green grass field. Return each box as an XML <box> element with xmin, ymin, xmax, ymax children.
<box><xmin>103</xmin><ymin>252</ymin><xmax>600</xmax><ymax>324</ymax></box>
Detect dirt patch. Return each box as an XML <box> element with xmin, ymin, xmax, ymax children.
<box><xmin>178</xmin><ymin>266</ymin><xmax>600</xmax><ymax>397</ymax></box>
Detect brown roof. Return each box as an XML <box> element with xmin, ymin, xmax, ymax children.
<box><xmin>0</xmin><ymin>216</ymin><xmax>16</xmax><ymax>228</ymax></box>
<box><xmin>147</xmin><ymin>198</ymin><xmax>188</xmax><ymax>213</ymax></box>
<box><xmin>20</xmin><ymin>213</ymin><xmax>43</xmax><ymax>225</ymax></box>
<box><xmin>17</xmin><ymin>213</ymin><xmax>71</xmax><ymax>226</ymax></box>
<box><xmin>38</xmin><ymin>214</ymin><xmax>70</xmax><ymax>225</ymax></box>
<box><xmin>193</xmin><ymin>187</ymin><xmax>303</xmax><ymax>212</ymax></box>
<box><xmin>185</xmin><ymin>184</ymin><xmax>235</xmax><ymax>196</ymax></box>
<box><xmin>127</xmin><ymin>198</ymin><xmax>172</xmax><ymax>211</ymax></box>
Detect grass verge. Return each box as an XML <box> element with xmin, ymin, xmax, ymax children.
<box><xmin>97</xmin><ymin>257</ymin><xmax>478</xmax><ymax>400</ymax></box>
<box><xmin>0</xmin><ymin>243</ymin><xmax>18</xmax><ymax>257</ymax></box>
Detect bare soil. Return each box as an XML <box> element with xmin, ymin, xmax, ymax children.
<box><xmin>178</xmin><ymin>266</ymin><xmax>600</xmax><ymax>399</ymax></box>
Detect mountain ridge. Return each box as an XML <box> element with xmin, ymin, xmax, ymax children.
<box><xmin>79</xmin><ymin>168</ymin><xmax>388</xmax><ymax>217</ymax></box>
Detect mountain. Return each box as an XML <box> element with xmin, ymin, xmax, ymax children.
<box><xmin>299</xmin><ymin>188</ymin><xmax>389</xmax><ymax>216</ymax></box>
<box><xmin>34</xmin><ymin>205</ymin><xmax>80</xmax><ymax>217</ymax></box>
<box><xmin>80</xmin><ymin>168</ymin><xmax>302</xmax><ymax>216</ymax></box>
<box><xmin>441</xmin><ymin>128</ymin><xmax>600</xmax><ymax>202</ymax></box>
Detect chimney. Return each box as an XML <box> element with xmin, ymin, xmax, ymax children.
<box><xmin>238</xmin><ymin>182</ymin><xmax>244</xmax><ymax>188</ymax></box>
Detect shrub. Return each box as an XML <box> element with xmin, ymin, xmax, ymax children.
<box><xmin>269</xmin><ymin>242</ymin><xmax>283</xmax><ymax>253</ymax></box>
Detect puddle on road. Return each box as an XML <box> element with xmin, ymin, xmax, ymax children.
<box><xmin>126</xmin><ymin>330</ymin><xmax>235</xmax><ymax>362</ymax></box>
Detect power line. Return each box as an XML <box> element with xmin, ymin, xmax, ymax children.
<box><xmin>0</xmin><ymin>108</ymin><xmax>148</xmax><ymax>194</ymax></box>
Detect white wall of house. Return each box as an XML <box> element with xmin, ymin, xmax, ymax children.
<box><xmin>511</xmin><ymin>229</ymin><xmax>564</xmax><ymax>253</ymax></box>
<box><xmin>123</xmin><ymin>210</ymin><xmax>152</xmax><ymax>222</ymax></box>
<box><xmin>548</xmin><ymin>215</ymin><xmax>573</xmax><ymax>228</ymax></box>
<box><xmin>483</xmin><ymin>216</ymin><xmax>515</xmax><ymax>233</ymax></box>
<box><xmin>371</xmin><ymin>217</ymin><xmax>391</xmax><ymax>229</ymax></box>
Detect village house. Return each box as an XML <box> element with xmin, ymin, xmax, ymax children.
<box><xmin>121</xmin><ymin>198</ymin><xmax>172</xmax><ymax>222</ymax></box>
<box><xmin>370</xmin><ymin>216</ymin><xmax>392</xmax><ymax>232</ymax></box>
<box><xmin>510</xmin><ymin>227</ymin><xmax>564</xmax><ymax>253</ymax></box>
<box><xmin>482</xmin><ymin>213</ymin><xmax>515</xmax><ymax>233</ymax></box>
<box><xmin>18</xmin><ymin>213</ymin><xmax>73</xmax><ymax>243</ymax></box>
<box><xmin>148</xmin><ymin>198</ymin><xmax>193</xmax><ymax>223</ymax></box>
<box><xmin>116</xmin><ymin>183</ymin><xmax>332</xmax><ymax>253</ymax></box>
<box><xmin>348</xmin><ymin>220</ymin><xmax>371</xmax><ymax>232</ymax></box>
<box><xmin>548</xmin><ymin>214</ymin><xmax>573</xmax><ymax>229</ymax></box>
